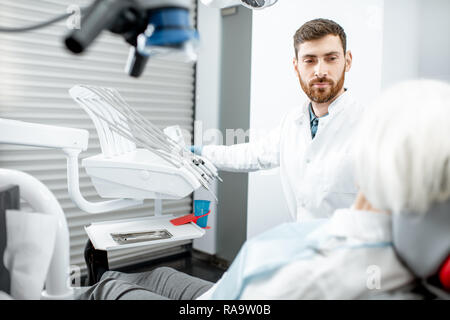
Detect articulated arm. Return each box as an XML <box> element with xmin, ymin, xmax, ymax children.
<box><xmin>0</xmin><ymin>118</ymin><xmax>142</xmax><ymax>214</ymax></box>
<box><xmin>200</xmin><ymin>0</ymin><xmax>278</xmax><ymax>9</ymax></box>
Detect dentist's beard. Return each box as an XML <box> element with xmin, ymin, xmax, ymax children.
<box><xmin>300</xmin><ymin>69</ymin><xmax>346</xmax><ymax>104</ymax></box>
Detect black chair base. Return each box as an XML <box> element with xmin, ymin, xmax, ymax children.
<box><xmin>84</xmin><ymin>240</ymin><xmax>109</xmax><ymax>286</ymax></box>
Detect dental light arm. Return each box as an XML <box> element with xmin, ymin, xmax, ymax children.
<box><xmin>200</xmin><ymin>0</ymin><xmax>278</xmax><ymax>9</ymax></box>
<box><xmin>64</xmin><ymin>0</ymin><xmax>277</xmax><ymax>76</ymax></box>
<box><xmin>64</xmin><ymin>0</ymin><xmax>198</xmax><ymax>77</ymax></box>
<box><xmin>0</xmin><ymin>0</ymin><xmax>277</xmax><ymax>78</ymax></box>
<box><xmin>0</xmin><ymin>118</ymin><xmax>143</xmax><ymax>214</ymax></box>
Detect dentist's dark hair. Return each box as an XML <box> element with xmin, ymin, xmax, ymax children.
<box><xmin>293</xmin><ymin>18</ymin><xmax>347</xmax><ymax>58</ymax></box>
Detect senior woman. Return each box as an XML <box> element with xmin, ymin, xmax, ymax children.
<box><xmin>76</xmin><ymin>79</ymin><xmax>450</xmax><ymax>300</ymax></box>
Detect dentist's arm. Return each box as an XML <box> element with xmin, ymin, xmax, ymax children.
<box><xmin>198</xmin><ymin>125</ymin><xmax>282</xmax><ymax>173</ymax></box>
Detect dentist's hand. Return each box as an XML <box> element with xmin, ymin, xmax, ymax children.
<box><xmin>189</xmin><ymin>145</ymin><xmax>203</xmax><ymax>156</ymax></box>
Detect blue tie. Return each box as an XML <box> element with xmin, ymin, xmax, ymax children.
<box><xmin>311</xmin><ymin>118</ymin><xmax>319</xmax><ymax>139</ymax></box>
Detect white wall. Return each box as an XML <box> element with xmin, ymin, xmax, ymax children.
<box><xmin>418</xmin><ymin>0</ymin><xmax>450</xmax><ymax>82</ymax></box>
<box><xmin>381</xmin><ymin>0</ymin><xmax>421</xmax><ymax>89</ymax></box>
<box><xmin>381</xmin><ymin>0</ymin><xmax>450</xmax><ymax>87</ymax></box>
<box><xmin>418</xmin><ymin>0</ymin><xmax>450</xmax><ymax>81</ymax></box>
<box><xmin>246</xmin><ymin>0</ymin><xmax>385</xmax><ymax>238</ymax></box>
<box><xmin>193</xmin><ymin>2</ymin><xmax>222</xmax><ymax>254</ymax></box>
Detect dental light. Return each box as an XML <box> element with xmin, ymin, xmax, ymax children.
<box><xmin>200</xmin><ymin>0</ymin><xmax>278</xmax><ymax>10</ymax></box>
<box><xmin>65</xmin><ymin>0</ymin><xmax>277</xmax><ymax>76</ymax></box>
<box><xmin>64</xmin><ymin>0</ymin><xmax>199</xmax><ymax>77</ymax></box>
<box><xmin>0</xmin><ymin>0</ymin><xmax>277</xmax><ymax>78</ymax></box>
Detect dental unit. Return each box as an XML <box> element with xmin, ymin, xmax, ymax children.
<box><xmin>0</xmin><ymin>83</ymin><xmax>220</xmax><ymax>298</ymax></box>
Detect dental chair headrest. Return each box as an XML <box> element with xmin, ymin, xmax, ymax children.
<box><xmin>393</xmin><ymin>198</ymin><xmax>450</xmax><ymax>291</ymax></box>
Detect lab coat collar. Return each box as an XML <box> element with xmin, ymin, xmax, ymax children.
<box><xmin>326</xmin><ymin>208</ymin><xmax>393</xmax><ymax>243</ymax></box>
<box><xmin>294</xmin><ymin>88</ymin><xmax>351</xmax><ymax>124</ymax></box>
<box><xmin>309</xmin><ymin>103</ymin><xmax>329</xmax><ymax>123</ymax></box>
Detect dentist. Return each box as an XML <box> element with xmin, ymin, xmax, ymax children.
<box><xmin>195</xmin><ymin>18</ymin><xmax>365</xmax><ymax>221</ymax></box>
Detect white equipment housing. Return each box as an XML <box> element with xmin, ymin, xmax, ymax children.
<box><xmin>69</xmin><ymin>85</ymin><xmax>218</xmax><ymax>206</ymax></box>
<box><xmin>83</xmin><ymin>148</ymin><xmax>201</xmax><ymax>200</ymax></box>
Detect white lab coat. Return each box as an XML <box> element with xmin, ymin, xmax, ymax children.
<box><xmin>202</xmin><ymin>90</ymin><xmax>365</xmax><ymax>221</ymax></box>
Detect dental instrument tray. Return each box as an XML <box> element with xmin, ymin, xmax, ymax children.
<box><xmin>85</xmin><ymin>214</ymin><xmax>205</xmax><ymax>251</ymax></box>
<box><xmin>69</xmin><ymin>85</ymin><xmax>220</xmax><ymax>205</ymax></box>
<box><xmin>111</xmin><ymin>230</ymin><xmax>173</xmax><ymax>245</ymax></box>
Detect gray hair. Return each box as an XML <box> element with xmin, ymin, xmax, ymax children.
<box><xmin>353</xmin><ymin>79</ymin><xmax>450</xmax><ymax>215</ymax></box>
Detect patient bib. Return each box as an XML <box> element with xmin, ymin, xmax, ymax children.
<box><xmin>211</xmin><ymin>220</ymin><xmax>327</xmax><ymax>299</ymax></box>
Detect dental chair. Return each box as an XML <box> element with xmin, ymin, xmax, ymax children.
<box><xmin>1</xmin><ymin>181</ymin><xmax>449</xmax><ymax>300</ymax></box>
<box><xmin>393</xmin><ymin>198</ymin><xmax>450</xmax><ymax>299</ymax></box>
<box><xmin>0</xmin><ymin>185</ymin><xmax>18</xmax><ymax>298</ymax></box>
<box><xmin>0</xmin><ymin>174</ymin><xmax>73</xmax><ymax>300</ymax></box>
<box><xmin>381</xmin><ymin>199</ymin><xmax>450</xmax><ymax>299</ymax></box>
